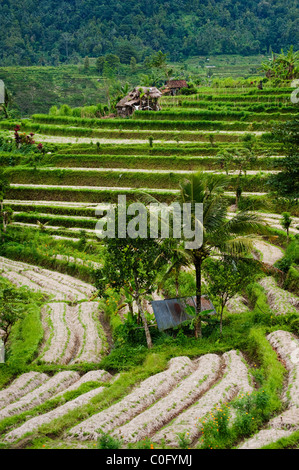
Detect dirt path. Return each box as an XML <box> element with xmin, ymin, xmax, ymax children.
<box><xmin>10</xmin><ymin>183</ymin><xmax>268</xmax><ymax>196</ymax></box>
<box><xmin>253</xmin><ymin>240</ymin><xmax>284</xmax><ymax>265</ymax></box>
<box><xmin>43</xmin><ymin>167</ymin><xmax>279</xmax><ymax>175</ymax></box>
<box><xmin>8</xmin><ymin>130</ymin><xmax>266</xmax><ymax>145</ymax></box>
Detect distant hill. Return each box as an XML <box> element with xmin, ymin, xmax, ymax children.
<box><xmin>0</xmin><ymin>0</ymin><xmax>298</xmax><ymax>65</ymax></box>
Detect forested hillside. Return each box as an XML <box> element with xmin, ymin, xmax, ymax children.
<box><xmin>1</xmin><ymin>0</ymin><xmax>298</xmax><ymax>65</ymax></box>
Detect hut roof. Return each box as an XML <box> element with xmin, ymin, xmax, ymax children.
<box><xmin>116</xmin><ymin>96</ymin><xmax>131</xmax><ymax>108</ymax></box>
<box><xmin>132</xmin><ymin>86</ymin><xmax>162</xmax><ymax>98</ymax></box>
<box><xmin>116</xmin><ymin>86</ymin><xmax>162</xmax><ymax>108</ymax></box>
<box><xmin>151</xmin><ymin>295</ymin><xmax>216</xmax><ymax>331</ymax></box>
<box><xmin>167</xmin><ymin>80</ymin><xmax>188</xmax><ymax>89</ymax></box>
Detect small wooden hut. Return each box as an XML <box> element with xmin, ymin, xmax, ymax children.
<box><xmin>162</xmin><ymin>80</ymin><xmax>188</xmax><ymax>96</ymax></box>
<box><xmin>116</xmin><ymin>86</ymin><xmax>162</xmax><ymax>117</ymax></box>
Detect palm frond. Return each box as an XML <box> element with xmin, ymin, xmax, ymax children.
<box><xmin>203</xmin><ymin>195</ymin><xmax>227</xmax><ymax>232</ymax></box>
<box><xmin>138</xmin><ymin>191</ymin><xmax>161</xmax><ymax>206</ymax></box>
<box><xmin>220</xmin><ymin>235</ymin><xmax>258</xmax><ymax>256</ymax></box>
<box><xmin>221</xmin><ymin>211</ymin><xmax>266</xmax><ymax>236</ymax></box>
<box><xmin>178</xmin><ymin>172</ymin><xmax>206</xmax><ymax>204</ymax></box>
<box><xmin>204</xmin><ymin>173</ymin><xmax>228</xmax><ymax>196</ymax></box>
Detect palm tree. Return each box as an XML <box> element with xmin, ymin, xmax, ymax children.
<box><xmin>37</xmin><ymin>220</ymin><xmax>50</xmax><ymax>231</ymax></box>
<box><xmin>140</xmin><ymin>71</ymin><xmax>164</xmax><ymax>88</ymax></box>
<box><xmin>178</xmin><ymin>172</ymin><xmax>265</xmax><ymax>338</ymax></box>
<box><xmin>281</xmin><ymin>212</ymin><xmax>292</xmax><ymax>244</ymax></box>
<box><xmin>157</xmin><ymin>244</ymin><xmax>192</xmax><ymax>297</ymax></box>
<box><xmin>142</xmin><ymin>172</ymin><xmax>265</xmax><ymax>338</ymax></box>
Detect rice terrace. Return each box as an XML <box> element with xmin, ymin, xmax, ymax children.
<box><xmin>0</xmin><ymin>0</ymin><xmax>298</xmax><ymax>455</ymax></box>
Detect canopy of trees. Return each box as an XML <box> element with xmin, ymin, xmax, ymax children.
<box><xmin>0</xmin><ymin>0</ymin><xmax>298</xmax><ymax>65</ymax></box>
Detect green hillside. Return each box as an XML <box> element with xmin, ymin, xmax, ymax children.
<box><xmin>0</xmin><ymin>0</ymin><xmax>298</xmax><ymax>65</ymax></box>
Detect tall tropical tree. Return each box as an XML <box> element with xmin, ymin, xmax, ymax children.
<box><xmin>95</xmin><ymin>235</ymin><xmax>169</xmax><ymax>350</ymax></box>
<box><xmin>178</xmin><ymin>172</ymin><xmax>265</xmax><ymax>338</ymax></box>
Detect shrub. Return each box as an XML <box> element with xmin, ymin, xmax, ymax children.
<box><xmin>136</xmin><ymin>437</ymin><xmax>155</xmax><ymax>449</ymax></box>
<box><xmin>198</xmin><ymin>404</ymin><xmax>231</xmax><ymax>449</ymax></box>
<box><xmin>58</xmin><ymin>104</ymin><xmax>73</xmax><ymax>116</ymax></box>
<box><xmin>97</xmin><ymin>431</ymin><xmax>122</xmax><ymax>449</ymax></box>
<box><xmin>275</xmin><ymin>240</ymin><xmax>299</xmax><ymax>273</ymax></box>
<box><xmin>176</xmin><ymin>431</ymin><xmax>192</xmax><ymax>449</ymax></box>
<box><xmin>284</xmin><ymin>266</ymin><xmax>299</xmax><ymax>295</ymax></box>
<box><xmin>49</xmin><ymin>106</ymin><xmax>58</xmax><ymax>116</ymax></box>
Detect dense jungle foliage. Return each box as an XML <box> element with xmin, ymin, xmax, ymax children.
<box><xmin>0</xmin><ymin>0</ymin><xmax>298</xmax><ymax>65</ymax></box>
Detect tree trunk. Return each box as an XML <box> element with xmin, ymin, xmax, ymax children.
<box><xmin>136</xmin><ymin>296</ymin><xmax>153</xmax><ymax>349</ymax></box>
<box><xmin>1</xmin><ymin>202</ymin><xmax>4</xmax><ymax>242</ymax></box>
<box><xmin>2</xmin><ymin>325</ymin><xmax>11</xmax><ymax>345</ymax></box>
<box><xmin>220</xmin><ymin>305</ymin><xmax>224</xmax><ymax>336</ymax></box>
<box><xmin>2</xmin><ymin>105</ymin><xmax>9</xmax><ymax>119</ymax></box>
<box><xmin>175</xmin><ymin>270</ymin><xmax>179</xmax><ymax>297</ymax></box>
<box><xmin>128</xmin><ymin>302</ymin><xmax>134</xmax><ymax>322</ymax></box>
<box><xmin>194</xmin><ymin>257</ymin><xmax>202</xmax><ymax>339</ymax></box>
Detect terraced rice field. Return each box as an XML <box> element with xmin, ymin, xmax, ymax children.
<box><xmin>2</xmin><ymin>86</ymin><xmax>297</xmax><ymax>241</ymax></box>
<box><xmin>0</xmin><ymin>256</ymin><xmax>107</xmax><ymax>364</ymax></box>
<box><xmin>0</xmin><ymin>84</ymin><xmax>298</xmax><ymax>450</ymax></box>
<box><xmin>0</xmin><ymin>332</ymin><xmax>298</xmax><ymax>449</ymax></box>
<box><xmin>0</xmin><ymin>256</ymin><xmax>95</xmax><ymax>301</ymax></box>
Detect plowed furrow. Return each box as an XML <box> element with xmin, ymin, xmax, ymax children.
<box><xmin>0</xmin><ymin>372</ymin><xmax>49</xmax><ymax>410</ymax></box>
<box><xmin>153</xmin><ymin>350</ymin><xmax>253</xmax><ymax>447</ymax></box>
<box><xmin>23</xmin><ymin>270</ymin><xmax>86</xmax><ymax>302</ymax></box>
<box><xmin>4</xmin><ymin>386</ymin><xmax>106</xmax><ymax>443</ymax></box>
<box><xmin>53</xmin><ymin>370</ymin><xmax>112</xmax><ymax>398</ymax></box>
<box><xmin>71</xmin><ymin>302</ymin><xmax>104</xmax><ymax>364</ymax></box>
<box><xmin>0</xmin><ymin>372</ymin><xmax>80</xmax><ymax>420</ymax></box>
<box><xmin>0</xmin><ymin>256</ymin><xmax>96</xmax><ymax>301</ymax></box>
<box><xmin>0</xmin><ymin>270</ymin><xmax>62</xmax><ymax>298</ymax></box>
<box><xmin>112</xmin><ymin>354</ymin><xmax>221</xmax><ymax>444</ymax></box>
<box><xmin>68</xmin><ymin>356</ymin><xmax>195</xmax><ymax>440</ymax></box>
<box><xmin>259</xmin><ymin>277</ymin><xmax>299</xmax><ymax>315</ymax></box>
<box><xmin>39</xmin><ymin>303</ymin><xmax>69</xmax><ymax>364</ymax></box>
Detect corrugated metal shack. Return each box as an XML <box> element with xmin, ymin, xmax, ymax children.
<box><xmin>151</xmin><ymin>296</ymin><xmax>216</xmax><ymax>331</ymax></box>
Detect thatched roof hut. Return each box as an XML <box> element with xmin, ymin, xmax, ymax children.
<box><xmin>116</xmin><ymin>86</ymin><xmax>162</xmax><ymax>117</ymax></box>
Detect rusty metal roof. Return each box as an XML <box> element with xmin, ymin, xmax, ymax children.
<box><xmin>167</xmin><ymin>80</ymin><xmax>188</xmax><ymax>89</ymax></box>
<box><xmin>151</xmin><ymin>295</ymin><xmax>216</xmax><ymax>331</ymax></box>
